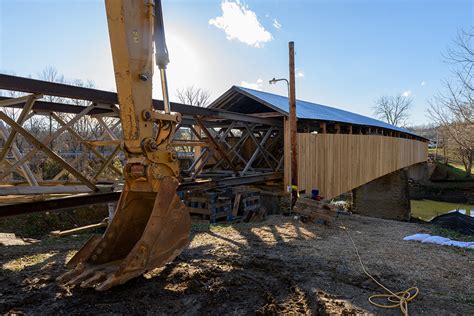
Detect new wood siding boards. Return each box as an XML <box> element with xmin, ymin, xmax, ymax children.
<box><xmin>286</xmin><ymin>134</ymin><xmax>428</xmax><ymax>199</ymax></box>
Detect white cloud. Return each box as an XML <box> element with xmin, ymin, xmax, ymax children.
<box><xmin>421</xmin><ymin>81</ymin><xmax>427</xmax><ymax>86</ymax></box>
<box><xmin>402</xmin><ymin>90</ymin><xmax>412</xmax><ymax>97</ymax></box>
<box><xmin>296</xmin><ymin>70</ymin><xmax>304</xmax><ymax>78</ymax></box>
<box><xmin>209</xmin><ymin>1</ymin><xmax>273</xmax><ymax>48</ymax></box>
<box><xmin>241</xmin><ymin>78</ymin><xmax>263</xmax><ymax>90</ymax></box>
<box><xmin>273</xmin><ymin>18</ymin><xmax>282</xmax><ymax>30</ymax></box>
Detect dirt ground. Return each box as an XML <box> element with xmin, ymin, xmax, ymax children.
<box><xmin>1</xmin><ymin>214</ymin><xmax>473</xmax><ymax>315</ymax></box>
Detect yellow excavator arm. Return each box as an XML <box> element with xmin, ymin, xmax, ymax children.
<box><xmin>57</xmin><ymin>0</ymin><xmax>191</xmax><ymax>291</ymax></box>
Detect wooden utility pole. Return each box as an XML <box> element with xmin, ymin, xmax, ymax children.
<box><xmin>289</xmin><ymin>41</ymin><xmax>298</xmax><ymax>207</ymax></box>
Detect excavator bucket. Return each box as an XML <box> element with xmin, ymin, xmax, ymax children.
<box><xmin>58</xmin><ymin>177</ymin><xmax>190</xmax><ymax>291</ymax></box>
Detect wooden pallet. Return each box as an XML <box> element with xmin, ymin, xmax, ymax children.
<box><xmin>184</xmin><ymin>191</ymin><xmax>232</xmax><ymax>223</ymax></box>
<box><xmin>293</xmin><ymin>198</ymin><xmax>337</xmax><ymax>225</ymax></box>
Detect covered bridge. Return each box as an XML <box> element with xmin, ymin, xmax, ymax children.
<box><xmin>0</xmin><ymin>74</ymin><xmax>427</xmax><ymax>216</ymax></box>
<box><xmin>210</xmin><ymin>86</ymin><xmax>428</xmax><ymax>199</ymax></box>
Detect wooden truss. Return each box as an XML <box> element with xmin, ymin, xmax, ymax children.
<box><xmin>0</xmin><ymin>95</ymin><xmax>123</xmax><ymax>194</ymax></box>
<box><xmin>0</xmin><ymin>74</ymin><xmax>283</xmax><ymax>199</ymax></box>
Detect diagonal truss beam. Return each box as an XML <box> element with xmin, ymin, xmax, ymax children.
<box><xmin>0</xmin><ymin>105</ymin><xmax>95</xmax><ymax>180</ymax></box>
<box><xmin>246</xmin><ymin>125</ymin><xmax>280</xmax><ymax>168</ymax></box>
<box><xmin>241</xmin><ymin>127</ymin><xmax>275</xmax><ymax>175</ymax></box>
<box><xmin>194</xmin><ymin>116</ymin><xmax>239</xmax><ymax>175</ymax></box>
<box><xmin>212</xmin><ymin>126</ymin><xmax>251</xmax><ymax>170</ymax></box>
<box><xmin>50</xmin><ymin>113</ymin><xmax>122</xmax><ymax>177</ymax></box>
<box><xmin>92</xmin><ymin>144</ymin><xmax>121</xmax><ymax>180</ymax></box>
<box><xmin>187</xmin><ymin>124</ymin><xmax>234</xmax><ymax>178</ymax></box>
<box><xmin>52</xmin><ymin>151</ymin><xmax>88</xmax><ymax>181</ymax></box>
<box><xmin>96</xmin><ymin>116</ymin><xmax>120</xmax><ymax>140</ymax></box>
<box><xmin>0</xmin><ymin>111</ymin><xmax>98</xmax><ymax>191</ymax></box>
<box><xmin>0</xmin><ymin>94</ymin><xmax>41</xmax><ymax>162</ymax></box>
<box><xmin>0</xmin><ymin>122</ymin><xmax>38</xmax><ymax>186</ymax></box>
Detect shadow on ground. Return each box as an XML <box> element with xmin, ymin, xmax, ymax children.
<box><xmin>1</xmin><ymin>214</ymin><xmax>473</xmax><ymax>315</ymax></box>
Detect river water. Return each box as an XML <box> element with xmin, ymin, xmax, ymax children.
<box><xmin>410</xmin><ymin>199</ymin><xmax>474</xmax><ymax>221</ymax></box>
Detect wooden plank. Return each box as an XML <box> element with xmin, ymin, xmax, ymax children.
<box><xmin>293</xmin><ymin>208</ymin><xmax>335</xmax><ymax>223</ymax></box>
<box><xmin>50</xmin><ymin>220</ymin><xmax>107</xmax><ymax>237</ymax></box>
<box><xmin>86</xmin><ymin>140</ymin><xmax>122</xmax><ymax>147</ymax></box>
<box><xmin>295</xmin><ymin>200</ymin><xmax>337</xmax><ymax>215</ymax></box>
<box><xmin>294</xmin><ymin>204</ymin><xmax>337</xmax><ymax>217</ymax></box>
<box><xmin>0</xmin><ymin>185</ymin><xmax>92</xmax><ymax>196</ymax></box>
<box><xmin>232</xmin><ymin>192</ymin><xmax>242</xmax><ymax>217</ymax></box>
<box><xmin>293</xmin><ymin>198</ymin><xmax>336</xmax><ymax>224</ymax></box>
<box><xmin>188</xmin><ymin>208</ymin><xmax>210</xmax><ymax>215</ymax></box>
<box><xmin>172</xmin><ymin>140</ymin><xmax>209</xmax><ymax>147</ymax></box>
<box><xmin>0</xmin><ymin>95</ymin><xmax>35</xmax><ymax>107</ymax></box>
<box><xmin>249</xmin><ymin>112</ymin><xmax>285</xmax><ymax>118</ymax></box>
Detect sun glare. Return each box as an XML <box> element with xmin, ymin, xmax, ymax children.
<box><xmin>155</xmin><ymin>30</ymin><xmax>201</xmax><ymax>98</ymax></box>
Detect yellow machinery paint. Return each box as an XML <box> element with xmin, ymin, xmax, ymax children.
<box><xmin>57</xmin><ymin>0</ymin><xmax>191</xmax><ymax>291</ymax></box>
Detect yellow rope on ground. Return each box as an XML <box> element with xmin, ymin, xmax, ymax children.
<box><xmin>339</xmin><ymin>225</ymin><xmax>419</xmax><ymax>316</ymax></box>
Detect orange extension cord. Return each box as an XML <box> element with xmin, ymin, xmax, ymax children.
<box><xmin>340</xmin><ymin>226</ymin><xmax>419</xmax><ymax>316</ymax></box>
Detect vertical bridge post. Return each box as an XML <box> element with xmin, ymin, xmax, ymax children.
<box><xmin>289</xmin><ymin>41</ymin><xmax>298</xmax><ymax>207</ymax></box>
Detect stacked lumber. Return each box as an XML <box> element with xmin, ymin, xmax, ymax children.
<box><xmin>184</xmin><ymin>190</ymin><xmax>232</xmax><ymax>223</ymax></box>
<box><xmin>293</xmin><ymin>198</ymin><xmax>337</xmax><ymax>225</ymax></box>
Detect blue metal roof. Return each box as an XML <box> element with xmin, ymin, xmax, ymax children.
<box><xmin>235</xmin><ymin>86</ymin><xmax>418</xmax><ymax>136</ymax></box>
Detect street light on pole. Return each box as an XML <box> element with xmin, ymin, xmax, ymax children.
<box><xmin>269</xmin><ymin>77</ymin><xmax>290</xmax><ymax>96</ymax></box>
<box><xmin>270</xmin><ymin>42</ymin><xmax>298</xmax><ymax>213</ymax></box>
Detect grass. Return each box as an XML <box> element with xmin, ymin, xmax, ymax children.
<box><xmin>442</xmin><ymin>162</ymin><xmax>468</xmax><ymax>178</ymax></box>
<box><xmin>411</xmin><ymin>199</ymin><xmax>473</xmax><ymax>221</ymax></box>
<box><xmin>445</xmin><ymin>163</ymin><xmax>469</xmax><ymax>178</ymax></box>
<box><xmin>428</xmin><ymin>147</ymin><xmax>470</xmax><ymax>178</ymax></box>
<box><xmin>429</xmin><ymin>226</ymin><xmax>474</xmax><ymax>242</ymax></box>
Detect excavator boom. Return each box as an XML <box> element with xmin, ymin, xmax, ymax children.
<box><xmin>58</xmin><ymin>0</ymin><xmax>191</xmax><ymax>291</ymax></box>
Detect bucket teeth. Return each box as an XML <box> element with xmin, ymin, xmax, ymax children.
<box><xmin>80</xmin><ymin>272</ymin><xmax>107</xmax><ymax>288</ymax></box>
<box><xmin>58</xmin><ymin>177</ymin><xmax>190</xmax><ymax>290</ymax></box>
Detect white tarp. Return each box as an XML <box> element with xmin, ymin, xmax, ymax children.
<box><xmin>403</xmin><ymin>233</ymin><xmax>474</xmax><ymax>249</ymax></box>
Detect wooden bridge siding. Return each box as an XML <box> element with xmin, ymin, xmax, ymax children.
<box><xmin>290</xmin><ymin>134</ymin><xmax>428</xmax><ymax>199</ymax></box>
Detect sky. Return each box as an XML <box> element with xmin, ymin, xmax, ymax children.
<box><xmin>0</xmin><ymin>0</ymin><xmax>472</xmax><ymax>126</ymax></box>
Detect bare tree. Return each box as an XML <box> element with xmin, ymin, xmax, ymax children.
<box><xmin>429</xmin><ymin>28</ymin><xmax>474</xmax><ymax>177</ymax></box>
<box><xmin>174</xmin><ymin>87</ymin><xmax>210</xmax><ymax>153</ymax></box>
<box><xmin>373</xmin><ymin>94</ymin><xmax>413</xmax><ymax>127</ymax></box>
<box><xmin>442</xmin><ymin>29</ymin><xmax>474</xmax><ymax>124</ymax></box>
<box><xmin>0</xmin><ymin>71</ymin><xmax>24</xmax><ymax>122</ymax></box>
<box><xmin>38</xmin><ymin>66</ymin><xmax>66</xmax><ymax>103</ymax></box>
<box><xmin>176</xmin><ymin>86</ymin><xmax>211</xmax><ymax>107</ymax></box>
